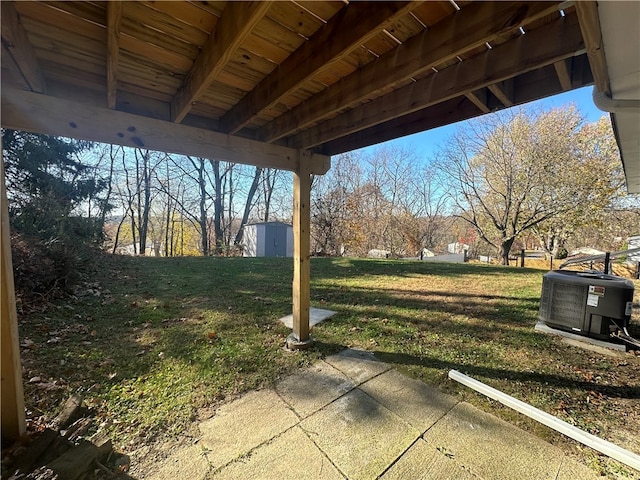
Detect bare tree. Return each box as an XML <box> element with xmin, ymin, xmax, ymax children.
<box><xmin>259</xmin><ymin>168</ymin><xmax>281</xmax><ymax>222</ymax></box>
<box><xmin>134</xmin><ymin>149</ymin><xmax>153</xmax><ymax>255</ymax></box>
<box><xmin>439</xmin><ymin>106</ymin><xmax>619</xmax><ymax>265</ymax></box>
<box><xmin>211</xmin><ymin>159</ymin><xmax>226</xmax><ymax>254</ymax></box>
<box><xmin>181</xmin><ymin>156</ymin><xmax>210</xmax><ymax>255</ymax></box>
<box><xmin>234</xmin><ymin>166</ymin><xmax>262</xmax><ymax>246</ymax></box>
<box><xmin>402</xmin><ymin>164</ymin><xmax>451</xmax><ymax>253</ymax></box>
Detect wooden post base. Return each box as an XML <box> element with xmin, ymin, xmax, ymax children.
<box><xmin>285</xmin><ymin>333</ymin><xmax>315</xmax><ymax>351</ymax></box>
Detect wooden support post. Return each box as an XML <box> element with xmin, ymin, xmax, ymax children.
<box><xmin>1</xmin><ymin>142</ymin><xmax>26</xmax><ymax>442</ymax></box>
<box><xmin>287</xmin><ymin>150</ymin><xmax>313</xmax><ymax>350</ymax></box>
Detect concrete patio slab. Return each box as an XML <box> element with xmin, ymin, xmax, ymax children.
<box><xmin>359</xmin><ymin>369</ymin><xmax>457</xmax><ymax>434</ymax></box>
<box><xmin>208</xmin><ymin>426</ymin><xmax>345</xmax><ymax>480</ymax></box>
<box><xmin>324</xmin><ymin>348</ymin><xmax>391</xmax><ymax>384</ymax></box>
<box><xmin>199</xmin><ymin>389</ymin><xmax>298</xmax><ymax>468</ymax></box>
<box><xmin>132</xmin><ymin>349</ymin><xmax>609</xmax><ymax>480</ymax></box>
<box><xmin>379</xmin><ymin>438</ymin><xmax>476</xmax><ymax>480</ymax></box>
<box><xmin>300</xmin><ymin>388</ymin><xmax>419</xmax><ymax>480</ymax></box>
<box><xmin>276</xmin><ymin>360</ymin><xmax>355</xmax><ymax>418</ymax></box>
<box><xmin>279</xmin><ymin>307</ymin><xmax>337</xmax><ymax>329</ymax></box>
<box><xmin>144</xmin><ymin>444</ymin><xmax>211</xmax><ymax>480</ymax></box>
<box><xmin>423</xmin><ymin>402</ymin><xmax>565</xmax><ymax>480</ymax></box>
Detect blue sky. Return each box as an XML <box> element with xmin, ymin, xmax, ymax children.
<box><xmin>357</xmin><ymin>86</ymin><xmax>607</xmax><ymax>161</ymax></box>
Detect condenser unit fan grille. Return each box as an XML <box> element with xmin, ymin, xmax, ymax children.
<box><xmin>548</xmin><ymin>282</ymin><xmax>585</xmax><ymax>330</ymax></box>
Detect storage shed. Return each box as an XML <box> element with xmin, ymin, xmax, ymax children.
<box><xmin>243</xmin><ymin>222</ymin><xmax>293</xmax><ymax>258</ymax></box>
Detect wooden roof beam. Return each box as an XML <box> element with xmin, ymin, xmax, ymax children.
<box><xmin>2</xmin><ymin>88</ymin><xmax>330</xmax><ymax>175</ymax></box>
<box><xmin>324</xmin><ymin>60</ymin><xmax>585</xmax><ymax>156</ymax></box>
<box><xmin>259</xmin><ymin>1</ymin><xmax>561</xmax><ymax>143</ymax></box>
<box><xmin>322</xmin><ymin>96</ymin><xmax>481</xmax><ymax>156</ymax></box>
<box><xmin>291</xmin><ymin>14</ymin><xmax>584</xmax><ymax>149</ymax></box>
<box><xmin>0</xmin><ymin>1</ymin><xmax>46</xmax><ymax>93</ymax></box>
<box><xmin>553</xmin><ymin>59</ymin><xmax>572</xmax><ymax>91</ymax></box>
<box><xmin>107</xmin><ymin>2</ymin><xmax>122</xmax><ymax>109</ymax></box>
<box><xmin>219</xmin><ymin>1</ymin><xmax>416</xmax><ymax>135</ymax></box>
<box><xmin>574</xmin><ymin>1</ymin><xmax>610</xmax><ymax>94</ymax></box>
<box><xmin>171</xmin><ymin>1</ymin><xmax>272</xmax><ymax>123</ymax></box>
<box><xmin>465</xmin><ymin>90</ymin><xmax>491</xmax><ymax>114</ymax></box>
<box><xmin>488</xmin><ymin>80</ymin><xmax>514</xmax><ymax>107</ymax></box>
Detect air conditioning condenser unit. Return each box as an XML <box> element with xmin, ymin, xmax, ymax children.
<box><xmin>538</xmin><ymin>270</ymin><xmax>634</xmax><ymax>341</ymax></box>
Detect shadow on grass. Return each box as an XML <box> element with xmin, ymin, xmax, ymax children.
<box><xmin>315</xmin><ymin>257</ymin><xmax>544</xmax><ymax>280</ymax></box>
<box><xmin>314</xmin><ymin>341</ymin><xmax>640</xmax><ymax>401</ymax></box>
<box><xmin>314</xmin><ymin>283</ymin><xmax>540</xmax><ymax>326</ymax></box>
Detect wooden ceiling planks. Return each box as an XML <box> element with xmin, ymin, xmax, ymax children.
<box><xmin>410</xmin><ymin>1</ymin><xmax>455</xmax><ymax>27</ymax></box>
<box><xmin>218</xmin><ymin>2</ymin><xmax>416</xmax><ymax>135</ymax></box>
<box><xmin>266</xmin><ymin>2</ymin><xmax>329</xmax><ymax>40</ymax></box>
<box><xmin>289</xmin><ymin>11</ymin><xmax>585</xmax><ymax>149</ymax></box>
<box><xmin>15</xmin><ymin>2</ymin><xmax>104</xmax><ymax>42</ymax></box>
<box><xmin>258</xmin><ymin>1</ymin><xmax>562</xmax><ymax>144</ymax></box>
<box><xmin>1</xmin><ymin>2</ymin><xmax>46</xmax><ymax>93</ymax></box>
<box><xmin>170</xmin><ymin>1</ymin><xmax>272</xmax><ymax>122</ymax></box>
<box><xmin>123</xmin><ymin>2</ymin><xmax>210</xmax><ymax>47</ymax></box>
<box><xmin>142</xmin><ymin>1</ymin><xmax>219</xmax><ymax>34</ymax></box>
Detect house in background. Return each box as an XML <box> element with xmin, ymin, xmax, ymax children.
<box><xmin>242</xmin><ymin>222</ymin><xmax>293</xmax><ymax>258</ymax></box>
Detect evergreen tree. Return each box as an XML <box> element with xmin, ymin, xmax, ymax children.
<box><xmin>3</xmin><ymin>129</ymin><xmax>107</xmax><ymax>295</ymax></box>
<box><xmin>2</xmin><ymin>129</ymin><xmax>104</xmax><ymax>241</ymax></box>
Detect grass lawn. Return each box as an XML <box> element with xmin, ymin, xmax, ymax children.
<box><xmin>18</xmin><ymin>256</ymin><xmax>640</xmax><ymax>477</ymax></box>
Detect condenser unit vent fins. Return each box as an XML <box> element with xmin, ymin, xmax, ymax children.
<box><xmin>548</xmin><ymin>282</ymin><xmax>585</xmax><ymax>330</ymax></box>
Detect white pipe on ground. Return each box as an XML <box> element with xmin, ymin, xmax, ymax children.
<box><xmin>448</xmin><ymin>369</ymin><xmax>640</xmax><ymax>472</ymax></box>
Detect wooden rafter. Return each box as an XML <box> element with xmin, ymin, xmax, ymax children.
<box><xmin>171</xmin><ymin>1</ymin><xmax>271</xmax><ymax>123</ymax></box>
<box><xmin>465</xmin><ymin>90</ymin><xmax>491</xmax><ymax>114</ymax></box>
<box><xmin>574</xmin><ymin>1</ymin><xmax>610</xmax><ymax>94</ymax></box>
<box><xmin>219</xmin><ymin>1</ymin><xmax>416</xmax><ymax>135</ymax></box>
<box><xmin>1</xmin><ymin>88</ymin><xmax>330</xmax><ymax>174</ymax></box>
<box><xmin>290</xmin><ymin>14</ymin><xmax>583</xmax><ymax>149</ymax></box>
<box><xmin>258</xmin><ymin>1</ymin><xmax>560</xmax><ymax>143</ymax></box>
<box><xmin>488</xmin><ymin>80</ymin><xmax>514</xmax><ymax>107</ymax></box>
<box><xmin>1</xmin><ymin>42</ymin><xmax>30</xmax><ymax>90</ymax></box>
<box><xmin>553</xmin><ymin>59</ymin><xmax>572</xmax><ymax>91</ymax></box>
<box><xmin>0</xmin><ymin>1</ymin><xmax>46</xmax><ymax>93</ymax></box>
<box><xmin>323</xmin><ymin>97</ymin><xmax>481</xmax><ymax>155</ymax></box>
<box><xmin>324</xmin><ymin>56</ymin><xmax>594</xmax><ymax>156</ymax></box>
<box><xmin>107</xmin><ymin>1</ymin><xmax>122</xmax><ymax>109</ymax></box>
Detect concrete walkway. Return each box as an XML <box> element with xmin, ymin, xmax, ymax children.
<box><xmin>137</xmin><ymin>349</ymin><xmax>601</xmax><ymax>480</ymax></box>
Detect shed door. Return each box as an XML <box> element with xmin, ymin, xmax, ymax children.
<box><xmin>265</xmin><ymin>224</ymin><xmax>287</xmax><ymax>257</ymax></box>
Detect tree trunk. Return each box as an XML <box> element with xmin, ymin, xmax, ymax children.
<box><xmin>212</xmin><ymin>160</ymin><xmax>224</xmax><ymax>254</ymax></box>
<box><xmin>137</xmin><ymin>150</ymin><xmax>151</xmax><ymax>256</ymax></box>
<box><xmin>196</xmin><ymin>158</ymin><xmax>209</xmax><ymax>256</ymax></box>
<box><xmin>498</xmin><ymin>237</ymin><xmax>516</xmax><ymax>265</ymax></box>
<box><xmin>262</xmin><ymin>168</ymin><xmax>277</xmax><ymax>222</ymax></box>
<box><xmin>98</xmin><ymin>144</ymin><xmax>116</xmax><ymax>232</ymax></box>
<box><xmin>235</xmin><ymin>167</ymin><xmax>262</xmax><ymax>246</ymax></box>
<box><xmin>111</xmin><ymin>215</ymin><xmax>126</xmax><ymax>255</ymax></box>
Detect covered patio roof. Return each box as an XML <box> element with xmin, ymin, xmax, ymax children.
<box><xmin>2</xmin><ymin>1</ymin><xmax>638</xmax><ymax>442</ymax></box>
<box><xmin>1</xmin><ymin>1</ymin><xmax>614</xmax><ymax>165</ymax></box>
